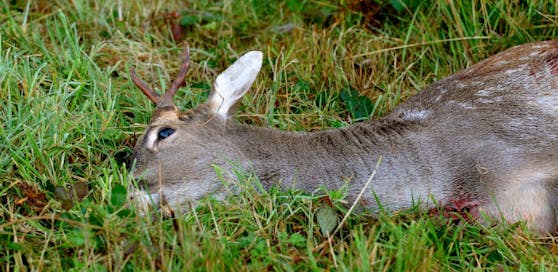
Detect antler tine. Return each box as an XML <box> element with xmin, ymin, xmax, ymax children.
<box><xmin>130</xmin><ymin>66</ymin><xmax>161</xmax><ymax>104</ymax></box>
<box><xmin>160</xmin><ymin>45</ymin><xmax>190</xmax><ymax>106</ymax></box>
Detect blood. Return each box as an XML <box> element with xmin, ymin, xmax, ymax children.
<box><xmin>428</xmin><ymin>198</ymin><xmax>481</xmax><ymax>224</ymax></box>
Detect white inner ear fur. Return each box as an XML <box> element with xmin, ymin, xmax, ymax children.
<box><xmin>209</xmin><ymin>51</ymin><xmax>263</xmax><ymax>119</ymax></box>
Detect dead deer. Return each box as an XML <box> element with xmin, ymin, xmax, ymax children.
<box><xmin>129</xmin><ymin>41</ymin><xmax>558</xmax><ymax>233</ymax></box>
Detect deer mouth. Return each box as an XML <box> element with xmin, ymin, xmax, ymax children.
<box><xmin>129</xmin><ymin>187</ymin><xmax>161</xmax><ymax>213</ymax></box>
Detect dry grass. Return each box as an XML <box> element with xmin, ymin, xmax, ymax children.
<box><xmin>2</xmin><ymin>0</ymin><xmax>558</xmax><ymax>270</ymax></box>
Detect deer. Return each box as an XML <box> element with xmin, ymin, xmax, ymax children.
<box><xmin>128</xmin><ymin>41</ymin><xmax>558</xmax><ymax>233</ymax></box>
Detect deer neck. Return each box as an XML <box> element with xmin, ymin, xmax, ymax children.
<box><xmin>226</xmin><ymin>118</ymin><xmax>440</xmax><ymax>201</ymax></box>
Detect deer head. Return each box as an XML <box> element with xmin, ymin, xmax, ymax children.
<box><xmin>129</xmin><ymin>46</ymin><xmax>264</xmax><ymax>211</ymax></box>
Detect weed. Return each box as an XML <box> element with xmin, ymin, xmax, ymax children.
<box><xmin>1</xmin><ymin>0</ymin><xmax>558</xmax><ymax>270</ymax></box>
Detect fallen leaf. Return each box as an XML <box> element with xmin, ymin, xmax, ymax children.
<box><xmin>15</xmin><ymin>181</ymin><xmax>47</xmax><ymax>211</ymax></box>
<box><xmin>14</xmin><ymin>197</ymin><xmax>28</xmax><ymax>206</ymax></box>
<box><xmin>316</xmin><ymin>205</ymin><xmax>338</xmax><ymax>237</ymax></box>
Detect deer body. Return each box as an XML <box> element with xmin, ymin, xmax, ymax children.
<box><xmin>130</xmin><ymin>41</ymin><xmax>558</xmax><ymax>233</ymax></box>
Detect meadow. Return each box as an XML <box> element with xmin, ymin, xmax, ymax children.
<box><xmin>2</xmin><ymin>0</ymin><xmax>558</xmax><ymax>270</ymax></box>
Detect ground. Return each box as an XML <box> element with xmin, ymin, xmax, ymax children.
<box><xmin>1</xmin><ymin>0</ymin><xmax>558</xmax><ymax>270</ymax></box>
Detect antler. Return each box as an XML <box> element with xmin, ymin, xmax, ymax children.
<box><xmin>130</xmin><ymin>45</ymin><xmax>191</xmax><ymax>107</ymax></box>
<box><xmin>130</xmin><ymin>66</ymin><xmax>159</xmax><ymax>103</ymax></box>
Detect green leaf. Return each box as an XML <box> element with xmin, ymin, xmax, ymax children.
<box><xmin>110</xmin><ymin>184</ymin><xmax>127</xmax><ymax>208</ymax></box>
<box><xmin>202</xmin><ymin>21</ymin><xmax>219</xmax><ymax>31</ymax></box>
<box><xmin>117</xmin><ymin>209</ymin><xmax>132</xmax><ymax>218</ymax></box>
<box><xmin>179</xmin><ymin>15</ymin><xmax>199</xmax><ymax>27</ymax></box>
<box><xmin>239</xmin><ymin>233</ymin><xmax>255</xmax><ymax>248</ymax></box>
<box><xmin>286</xmin><ymin>0</ymin><xmax>305</xmax><ymax>12</ymax></box>
<box><xmin>340</xmin><ymin>87</ymin><xmax>374</xmax><ymax>120</ymax></box>
<box><xmin>316</xmin><ymin>205</ymin><xmax>338</xmax><ymax>237</ymax></box>
<box><xmin>7</xmin><ymin>242</ymin><xmax>24</xmax><ymax>251</ymax></box>
<box><xmin>191</xmin><ymin>82</ymin><xmax>211</xmax><ymax>91</ymax></box>
<box><xmin>66</xmin><ymin>229</ymin><xmax>85</xmax><ymax>247</ymax></box>
<box><xmin>330</xmin><ymin>120</ymin><xmax>345</xmax><ymax>128</ymax></box>
<box><xmin>288</xmin><ymin>233</ymin><xmax>306</xmax><ymax>248</ymax></box>
<box><xmin>390</xmin><ymin>0</ymin><xmax>406</xmax><ymax>12</ymax></box>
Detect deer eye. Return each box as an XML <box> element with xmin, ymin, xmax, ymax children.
<box><xmin>157</xmin><ymin>127</ymin><xmax>175</xmax><ymax>140</ymax></box>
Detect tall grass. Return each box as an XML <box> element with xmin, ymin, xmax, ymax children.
<box><xmin>1</xmin><ymin>0</ymin><xmax>558</xmax><ymax>270</ymax></box>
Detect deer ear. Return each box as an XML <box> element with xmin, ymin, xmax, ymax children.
<box><xmin>208</xmin><ymin>51</ymin><xmax>263</xmax><ymax>119</ymax></box>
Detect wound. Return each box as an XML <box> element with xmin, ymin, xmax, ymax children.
<box><xmin>428</xmin><ymin>197</ymin><xmax>481</xmax><ymax>224</ymax></box>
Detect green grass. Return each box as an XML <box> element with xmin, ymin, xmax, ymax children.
<box><xmin>2</xmin><ymin>0</ymin><xmax>558</xmax><ymax>270</ymax></box>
